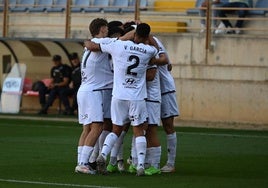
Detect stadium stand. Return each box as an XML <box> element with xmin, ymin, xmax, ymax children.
<box><xmin>29</xmin><ymin>0</ymin><xmax>53</xmax><ymax>12</ymax></box>
<box><xmin>71</xmin><ymin>0</ymin><xmax>90</xmax><ymax>12</ymax></box>
<box><xmin>84</xmin><ymin>0</ymin><xmax>109</xmax><ymax>13</ymax></box>
<box><xmin>122</xmin><ymin>0</ymin><xmax>148</xmax><ymax>12</ymax></box>
<box><xmin>249</xmin><ymin>0</ymin><xmax>268</xmax><ymax>15</ymax></box>
<box><xmin>10</xmin><ymin>0</ymin><xmax>35</xmax><ymax>12</ymax></box>
<box><xmin>46</xmin><ymin>0</ymin><xmax>66</xmax><ymax>13</ymax></box>
<box><xmin>0</xmin><ymin>0</ymin><xmax>3</xmax><ymax>12</ymax></box>
<box><xmin>186</xmin><ymin>0</ymin><xmax>204</xmax><ymax>15</ymax></box>
<box><xmin>102</xmin><ymin>0</ymin><xmax>128</xmax><ymax>13</ymax></box>
<box><xmin>8</xmin><ymin>0</ymin><xmax>18</xmax><ymax>10</ymax></box>
<box><xmin>154</xmin><ymin>0</ymin><xmax>195</xmax><ymax>12</ymax></box>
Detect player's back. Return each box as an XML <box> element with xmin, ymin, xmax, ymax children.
<box><xmin>79</xmin><ymin>38</ymin><xmax>113</xmax><ymax>91</ymax></box>
<box><xmin>101</xmin><ymin>39</ymin><xmax>158</xmax><ymax>100</ymax></box>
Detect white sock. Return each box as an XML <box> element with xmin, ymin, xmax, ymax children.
<box><xmin>101</xmin><ymin>132</ymin><xmax>118</xmax><ymax>160</ymax></box>
<box><xmin>135</xmin><ymin>136</ymin><xmax>147</xmax><ymax>170</ymax></box>
<box><xmin>79</xmin><ymin>145</ymin><xmax>93</xmax><ymax>165</ymax></box>
<box><xmin>131</xmin><ymin>136</ymin><xmax>137</xmax><ymax>166</ymax></box>
<box><xmin>88</xmin><ymin>141</ymin><xmax>99</xmax><ymax>163</ymax></box>
<box><xmin>111</xmin><ymin>131</ymin><xmax>126</xmax><ymax>160</ymax></box>
<box><xmin>98</xmin><ymin>130</ymin><xmax>110</xmax><ymax>151</ymax></box>
<box><xmin>150</xmin><ymin>146</ymin><xmax>161</xmax><ymax>169</ymax></box>
<box><xmin>167</xmin><ymin>132</ymin><xmax>177</xmax><ymax>166</ymax></box>
<box><xmin>77</xmin><ymin>146</ymin><xmax>83</xmax><ymax>165</ymax></box>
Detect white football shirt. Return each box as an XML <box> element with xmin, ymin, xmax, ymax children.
<box><xmin>100</xmin><ymin>39</ymin><xmax>158</xmax><ymax>100</ymax></box>
<box><xmin>79</xmin><ymin>38</ymin><xmax>114</xmax><ymax>92</ymax></box>
<box><xmin>146</xmin><ymin>65</ymin><xmax>161</xmax><ymax>102</ymax></box>
<box><xmin>154</xmin><ymin>37</ymin><xmax>176</xmax><ymax>94</ymax></box>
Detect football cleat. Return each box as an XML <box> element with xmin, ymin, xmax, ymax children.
<box><xmin>75</xmin><ymin>165</ymin><xmax>96</xmax><ymax>174</ymax></box>
<box><xmin>117</xmin><ymin>160</ymin><xmax>125</xmax><ymax>172</ymax></box>
<box><xmin>160</xmin><ymin>164</ymin><xmax>175</xmax><ymax>173</ymax></box>
<box><xmin>106</xmin><ymin>164</ymin><xmax>119</xmax><ymax>173</ymax></box>
<box><xmin>145</xmin><ymin>166</ymin><xmax>161</xmax><ymax>175</ymax></box>
<box><xmin>136</xmin><ymin>168</ymin><xmax>145</xmax><ymax>176</ymax></box>
<box><xmin>96</xmin><ymin>155</ymin><xmax>107</xmax><ymax>175</ymax></box>
<box><xmin>128</xmin><ymin>164</ymin><xmax>137</xmax><ymax>173</ymax></box>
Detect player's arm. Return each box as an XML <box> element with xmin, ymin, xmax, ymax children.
<box><xmin>146</xmin><ymin>67</ymin><xmax>157</xmax><ymax>81</ymax></box>
<box><xmin>148</xmin><ymin>35</ymin><xmax>159</xmax><ymax>50</ymax></box>
<box><xmin>149</xmin><ymin>52</ymin><xmax>169</xmax><ymax>66</ymax></box>
<box><xmin>84</xmin><ymin>40</ymin><xmax>101</xmax><ymax>52</ymax></box>
<box><xmin>119</xmin><ymin>30</ymin><xmax>135</xmax><ymax>41</ymax></box>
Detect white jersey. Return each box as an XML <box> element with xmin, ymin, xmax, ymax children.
<box><xmin>154</xmin><ymin>37</ymin><xmax>176</xmax><ymax>94</ymax></box>
<box><xmin>100</xmin><ymin>39</ymin><xmax>158</xmax><ymax>100</ymax></box>
<box><xmin>146</xmin><ymin>65</ymin><xmax>161</xmax><ymax>102</ymax></box>
<box><xmin>79</xmin><ymin>38</ymin><xmax>114</xmax><ymax>92</ymax></box>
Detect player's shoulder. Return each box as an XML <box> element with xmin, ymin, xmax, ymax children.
<box><xmin>93</xmin><ymin>37</ymin><xmax>117</xmax><ymax>44</ymax></box>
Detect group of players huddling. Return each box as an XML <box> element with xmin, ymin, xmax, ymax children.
<box><xmin>75</xmin><ymin>18</ymin><xmax>179</xmax><ymax>176</ymax></box>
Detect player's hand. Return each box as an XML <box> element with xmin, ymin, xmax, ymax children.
<box><xmin>84</xmin><ymin>39</ymin><xmax>91</xmax><ymax>49</ymax></box>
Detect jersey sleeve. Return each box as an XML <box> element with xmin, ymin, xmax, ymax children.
<box><xmin>99</xmin><ymin>39</ymin><xmax>119</xmax><ymax>54</ymax></box>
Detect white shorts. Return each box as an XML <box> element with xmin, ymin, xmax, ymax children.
<box><xmin>101</xmin><ymin>89</ymin><xmax>112</xmax><ymax>119</ymax></box>
<box><xmin>77</xmin><ymin>90</ymin><xmax>104</xmax><ymax>125</ymax></box>
<box><xmin>161</xmin><ymin>92</ymin><xmax>180</xmax><ymax>119</ymax></box>
<box><xmin>146</xmin><ymin>101</ymin><xmax>161</xmax><ymax>126</ymax></box>
<box><xmin>111</xmin><ymin>97</ymin><xmax>148</xmax><ymax>126</ymax></box>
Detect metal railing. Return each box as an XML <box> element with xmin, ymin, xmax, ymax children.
<box><xmin>1</xmin><ymin>0</ymin><xmax>268</xmax><ymax>41</ymax></box>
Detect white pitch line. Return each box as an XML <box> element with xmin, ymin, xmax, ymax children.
<box><xmin>0</xmin><ymin>179</ymin><xmax>119</xmax><ymax>188</ymax></box>
<box><xmin>1</xmin><ymin>122</ymin><xmax>268</xmax><ymax>139</ymax></box>
<box><xmin>178</xmin><ymin>131</ymin><xmax>268</xmax><ymax>139</ymax></box>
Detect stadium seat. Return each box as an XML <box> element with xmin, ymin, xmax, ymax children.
<box><xmin>9</xmin><ymin>0</ymin><xmax>18</xmax><ymax>11</ymax></box>
<box><xmin>71</xmin><ymin>0</ymin><xmax>90</xmax><ymax>12</ymax></box>
<box><xmin>29</xmin><ymin>0</ymin><xmax>53</xmax><ymax>12</ymax></box>
<box><xmin>103</xmin><ymin>0</ymin><xmax>128</xmax><ymax>13</ymax></box>
<box><xmin>186</xmin><ymin>0</ymin><xmax>205</xmax><ymax>15</ymax></box>
<box><xmin>122</xmin><ymin>0</ymin><xmax>148</xmax><ymax>13</ymax></box>
<box><xmin>46</xmin><ymin>0</ymin><xmax>66</xmax><ymax>13</ymax></box>
<box><xmin>84</xmin><ymin>0</ymin><xmax>109</xmax><ymax>12</ymax></box>
<box><xmin>0</xmin><ymin>0</ymin><xmax>3</xmax><ymax>12</ymax></box>
<box><xmin>248</xmin><ymin>0</ymin><xmax>268</xmax><ymax>15</ymax></box>
<box><xmin>10</xmin><ymin>0</ymin><xmax>35</xmax><ymax>12</ymax></box>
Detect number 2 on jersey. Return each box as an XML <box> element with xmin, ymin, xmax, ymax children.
<box><xmin>126</xmin><ymin>55</ymin><xmax>140</xmax><ymax>76</ymax></box>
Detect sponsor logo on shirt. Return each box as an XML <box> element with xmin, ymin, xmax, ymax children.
<box><xmin>123</xmin><ymin>78</ymin><xmax>138</xmax><ymax>89</ymax></box>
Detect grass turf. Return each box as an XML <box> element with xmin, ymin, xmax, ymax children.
<box><xmin>0</xmin><ymin>118</ymin><xmax>268</xmax><ymax>188</ymax></box>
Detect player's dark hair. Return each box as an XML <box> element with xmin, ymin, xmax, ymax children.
<box><xmin>108</xmin><ymin>27</ymin><xmax>124</xmax><ymax>37</ymax></box>
<box><xmin>123</xmin><ymin>21</ymin><xmax>136</xmax><ymax>34</ymax></box>
<box><xmin>108</xmin><ymin>21</ymin><xmax>123</xmax><ymax>29</ymax></box>
<box><xmin>89</xmin><ymin>18</ymin><xmax>108</xmax><ymax>37</ymax></box>
<box><xmin>136</xmin><ymin>23</ymin><xmax>151</xmax><ymax>38</ymax></box>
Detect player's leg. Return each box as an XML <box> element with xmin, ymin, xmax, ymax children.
<box><xmin>146</xmin><ymin>125</ymin><xmax>161</xmax><ymax>175</ymax></box>
<box><xmin>160</xmin><ymin>92</ymin><xmax>179</xmax><ymax>173</ymax></box>
<box><xmin>98</xmin><ymin>90</ymin><xmax>113</xmax><ymax>151</ymax></box>
<box><xmin>75</xmin><ymin>90</ymin><xmax>103</xmax><ymax>174</ymax></box>
<box><xmin>88</xmin><ymin>139</ymin><xmax>99</xmax><ymax>170</ymax></box>
<box><xmin>77</xmin><ymin>125</ymin><xmax>91</xmax><ymax>165</ymax></box>
<box><xmin>145</xmin><ymin>101</ymin><xmax>161</xmax><ymax>175</ymax></box>
<box><xmin>96</xmin><ymin>98</ymin><xmax>128</xmax><ymax>174</ymax></box>
<box><xmin>131</xmin><ymin>100</ymin><xmax>149</xmax><ymax>176</ymax></box>
<box><xmin>107</xmin><ymin>123</ymin><xmax>130</xmax><ymax>173</ymax></box>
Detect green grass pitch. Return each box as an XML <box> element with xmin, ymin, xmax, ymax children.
<box><xmin>0</xmin><ymin>117</ymin><xmax>268</xmax><ymax>188</ymax></box>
